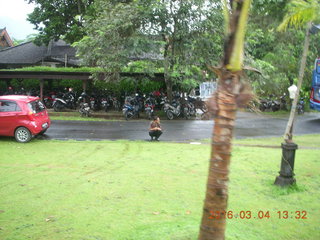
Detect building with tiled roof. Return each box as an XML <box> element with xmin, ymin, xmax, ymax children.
<box><xmin>0</xmin><ymin>39</ymin><xmax>81</xmax><ymax>69</ymax></box>
<box><xmin>0</xmin><ymin>28</ymin><xmax>14</xmax><ymax>50</ymax></box>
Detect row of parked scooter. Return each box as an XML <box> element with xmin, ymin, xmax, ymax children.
<box><xmin>258</xmin><ymin>94</ymin><xmax>305</xmax><ymax>114</ymax></box>
<box><xmin>39</xmin><ymin>89</ymin><xmax>207</xmax><ymax>120</ymax></box>
<box><xmin>1</xmin><ymin>87</ymin><xmax>208</xmax><ymax>120</ymax></box>
<box><xmin>0</xmin><ymin>87</ymin><xmax>120</xmax><ymax>114</ymax></box>
<box><xmin>122</xmin><ymin>94</ymin><xmax>206</xmax><ymax>120</ymax></box>
<box><xmin>41</xmin><ymin>91</ymin><xmax>121</xmax><ymax>113</ymax></box>
<box><xmin>42</xmin><ymin>91</ymin><xmax>123</xmax><ymax>117</ymax></box>
<box><xmin>5</xmin><ymin>87</ymin><xmax>303</xmax><ymax>118</ymax></box>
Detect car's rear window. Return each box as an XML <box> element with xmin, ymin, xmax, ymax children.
<box><xmin>27</xmin><ymin>100</ymin><xmax>46</xmax><ymax>113</ymax></box>
<box><xmin>0</xmin><ymin>100</ymin><xmax>21</xmax><ymax>112</ymax></box>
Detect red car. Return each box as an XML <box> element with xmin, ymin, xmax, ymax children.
<box><xmin>0</xmin><ymin>95</ymin><xmax>51</xmax><ymax>143</ymax></box>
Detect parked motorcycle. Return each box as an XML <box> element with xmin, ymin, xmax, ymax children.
<box><xmin>112</xmin><ymin>97</ymin><xmax>122</xmax><ymax>111</ymax></box>
<box><xmin>101</xmin><ymin>96</ymin><xmax>110</xmax><ymax>112</ymax></box>
<box><xmin>163</xmin><ymin>98</ymin><xmax>190</xmax><ymax>120</ymax></box>
<box><xmin>271</xmin><ymin>99</ymin><xmax>280</xmax><ymax>112</ymax></box>
<box><xmin>279</xmin><ymin>93</ymin><xmax>287</xmax><ymax>111</ymax></box>
<box><xmin>297</xmin><ymin>97</ymin><xmax>305</xmax><ymax>115</ymax></box>
<box><xmin>144</xmin><ymin>96</ymin><xmax>155</xmax><ymax>120</ymax></box>
<box><xmin>79</xmin><ymin>102</ymin><xmax>91</xmax><ymax>117</ymax></box>
<box><xmin>259</xmin><ymin>96</ymin><xmax>280</xmax><ymax>112</ymax></box>
<box><xmin>185</xmin><ymin>100</ymin><xmax>196</xmax><ymax>117</ymax></box>
<box><xmin>122</xmin><ymin>97</ymin><xmax>140</xmax><ymax>120</ymax></box>
<box><xmin>77</xmin><ymin>92</ymin><xmax>89</xmax><ymax>105</ymax></box>
<box><xmin>89</xmin><ymin>94</ymin><xmax>101</xmax><ymax>111</ymax></box>
<box><xmin>52</xmin><ymin>92</ymin><xmax>76</xmax><ymax>112</ymax></box>
<box><xmin>43</xmin><ymin>91</ymin><xmax>56</xmax><ymax>109</ymax></box>
<box><xmin>187</xmin><ymin>96</ymin><xmax>207</xmax><ymax>113</ymax></box>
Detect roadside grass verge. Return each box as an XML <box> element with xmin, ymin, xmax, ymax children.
<box><xmin>49</xmin><ymin>115</ymin><xmax>120</xmax><ymax>121</ymax></box>
<box><xmin>234</xmin><ymin>134</ymin><xmax>320</xmax><ymax>148</ymax></box>
<box><xmin>48</xmin><ymin>110</ymin><xmax>168</xmax><ymax>121</ymax></box>
<box><xmin>200</xmin><ymin>134</ymin><xmax>320</xmax><ymax>149</ymax></box>
<box><xmin>0</xmin><ymin>136</ymin><xmax>319</xmax><ymax>240</ymax></box>
<box><xmin>48</xmin><ymin>110</ymin><xmax>122</xmax><ymax>122</ymax></box>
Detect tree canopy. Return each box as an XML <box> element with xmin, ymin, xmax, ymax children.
<box><xmin>75</xmin><ymin>0</ymin><xmax>224</xmax><ymax>99</ymax></box>
<box><xmin>25</xmin><ymin>0</ymin><xmax>320</xmax><ymax>98</ymax></box>
<box><xmin>26</xmin><ymin>0</ymin><xmax>95</xmax><ymax>45</ymax></box>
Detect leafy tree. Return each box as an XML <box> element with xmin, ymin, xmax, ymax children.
<box><xmin>243</xmin><ymin>0</ymin><xmax>319</xmax><ymax>99</ymax></box>
<box><xmin>12</xmin><ymin>33</ymin><xmax>38</xmax><ymax>45</ymax></box>
<box><xmin>251</xmin><ymin>0</ymin><xmax>289</xmax><ymax>23</ymax></box>
<box><xmin>12</xmin><ymin>38</ymin><xmax>24</xmax><ymax>46</ymax></box>
<box><xmin>75</xmin><ymin>0</ymin><xmax>224</xmax><ymax>101</ymax></box>
<box><xmin>245</xmin><ymin>0</ymin><xmax>295</xmax><ymax>95</ymax></box>
<box><xmin>26</xmin><ymin>0</ymin><xmax>94</xmax><ymax>45</ymax></box>
<box><xmin>146</xmin><ymin>0</ymin><xmax>224</xmax><ymax>100</ymax></box>
<box><xmin>75</xmin><ymin>1</ymin><xmax>147</xmax><ymax>74</ymax></box>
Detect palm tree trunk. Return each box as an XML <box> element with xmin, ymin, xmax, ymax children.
<box><xmin>198</xmin><ymin>1</ymin><xmax>251</xmax><ymax>239</ymax></box>
<box><xmin>198</xmin><ymin>77</ymin><xmax>239</xmax><ymax>240</ymax></box>
<box><xmin>284</xmin><ymin>22</ymin><xmax>311</xmax><ymax>142</ymax></box>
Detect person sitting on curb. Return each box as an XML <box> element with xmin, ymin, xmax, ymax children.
<box><xmin>149</xmin><ymin>116</ymin><xmax>162</xmax><ymax>141</ymax></box>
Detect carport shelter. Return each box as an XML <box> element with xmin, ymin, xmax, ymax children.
<box><xmin>0</xmin><ymin>70</ymin><xmax>164</xmax><ymax>101</ymax></box>
<box><xmin>0</xmin><ymin>40</ymin><xmax>164</xmax><ymax>99</ymax></box>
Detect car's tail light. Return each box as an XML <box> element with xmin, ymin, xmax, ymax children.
<box><xmin>311</xmin><ymin>87</ymin><xmax>320</xmax><ymax>103</ymax></box>
<box><xmin>28</xmin><ymin>111</ymin><xmax>36</xmax><ymax>120</ymax></box>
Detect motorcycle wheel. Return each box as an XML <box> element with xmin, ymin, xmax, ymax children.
<box><xmin>271</xmin><ymin>105</ymin><xmax>279</xmax><ymax>112</ymax></box>
<box><xmin>298</xmin><ymin>107</ymin><xmax>304</xmax><ymax>115</ymax></box>
<box><xmin>259</xmin><ymin>104</ymin><xmax>266</xmax><ymax>112</ymax></box>
<box><xmin>185</xmin><ymin>111</ymin><xmax>191</xmax><ymax>120</ymax></box>
<box><xmin>45</xmin><ymin>99</ymin><xmax>53</xmax><ymax>108</ymax></box>
<box><xmin>53</xmin><ymin>102</ymin><xmax>64</xmax><ymax>112</ymax></box>
<box><xmin>280</xmin><ymin>104</ymin><xmax>287</xmax><ymax>111</ymax></box>
<box><xmin>125</xmin><ymin>111</ymin><xmax>134</xmax><ymax>120</ymax></box>
<box><xmin>166</xmin><ymin>110</ymin><xmax>174</xmax><ymax>120</ymax></box>
<box><xmin>115</xmin><ymin>102</ymin><xmax>121</xmax><ymax>111</ymax></box>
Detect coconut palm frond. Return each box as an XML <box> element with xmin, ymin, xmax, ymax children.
<box><xmin>222</xmin><ymin>0</ymin><xmax>230</xmax><ymax>35</ymax></box>
<box><xmin>278</xmin><ymin>0</ymin><xmax>318</xmax><ymax>31</ymax></box>
<box><xmin>228</xmin><ymin>0</ymin><xmax>252</xmax><ymax>71</ymax></box>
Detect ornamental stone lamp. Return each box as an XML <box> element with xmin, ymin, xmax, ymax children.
<box><xmin>274</xmin><ymin>84</ymin><xmax>298</xmax><ymax>187</ymax></box>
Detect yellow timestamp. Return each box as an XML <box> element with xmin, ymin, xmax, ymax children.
<box><xmin>208</xmin><ymin>210</ymin><xmax>308</xmax><ymax>220</ymax></box>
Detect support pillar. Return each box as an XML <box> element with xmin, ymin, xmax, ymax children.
<box><xmin>5</xmin><ymin>79</ymin><xmax>11</xmax><ymax>89</ymax></box>
<box><xmin>82</xmin><ymin>79</ymin><xmax>87</xmax><ymax>93</ymax></box>
<box><xmin>40</xmin><ymin>79</ymin><xmax>44</xmax><ymax>102</ymax></box>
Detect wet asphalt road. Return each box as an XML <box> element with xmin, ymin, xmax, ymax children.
<box><xmin>42</xmin><ymin>112</ymin><xmax>320</xmax><ymax>141</ymax></box>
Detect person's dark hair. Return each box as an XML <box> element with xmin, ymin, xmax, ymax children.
<box><xmin>153</xmin><ymin>116</ymin><xmax>159</xmax><ymax>121</ymax></box>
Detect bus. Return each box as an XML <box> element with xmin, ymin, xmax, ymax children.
<box><xmin>310</xmin><ymin>58</ymin><xmax>320</xmax><ymax>111</ymax></box>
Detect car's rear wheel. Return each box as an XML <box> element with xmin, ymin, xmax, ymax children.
<box><xmin>15</xmin><ymin>127</ymin><xmax>32</xmax><ymax>143</ymax></box>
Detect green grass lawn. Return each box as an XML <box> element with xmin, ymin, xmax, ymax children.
<box><xmin>0</xmin><ymin>136</ymin><xmax>319</xmax><ymax>240</ymax></box>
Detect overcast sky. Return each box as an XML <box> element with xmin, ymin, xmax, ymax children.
<box><xmin>0</xmin><ymin>0</ymin><xmax>37</xmax><ymax>40</ymax></box>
